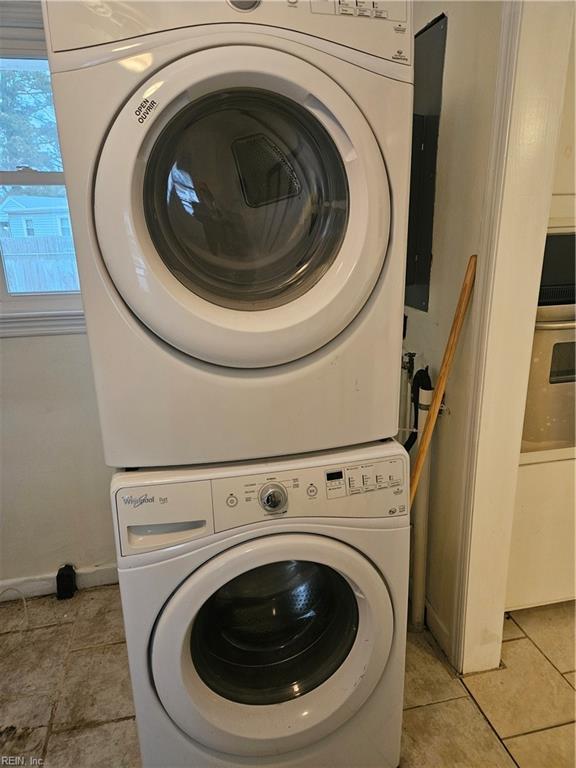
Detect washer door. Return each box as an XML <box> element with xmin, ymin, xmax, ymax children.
<box><xmin>150</xmin><ymin>534</ymin><xmax>394</xmax><ymax>756</ymax></box>
<box><xmin>95</xmin><ymin>46</ymin><xmax>390</xmax><ymax>368</ymax></box>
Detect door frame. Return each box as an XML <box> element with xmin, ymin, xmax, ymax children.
<box><xmin>453</xmin><ymin>1</ymin><xmax>574</xmax><ymax>673</ymax></box>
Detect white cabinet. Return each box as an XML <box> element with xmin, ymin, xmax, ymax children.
<box><xmin>506</xmin><ymin>448</ymin><xmax>575</xmax><ymax>610</ymax></box>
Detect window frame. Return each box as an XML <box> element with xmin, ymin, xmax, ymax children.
<box><xmin>59</xmin><ymin>216</ymin><xmax>70</xmax><ymax>237</ymax></box>
<box><xmin>0</xmin><ymin>0</ymin><xmax>84</xmax><ymax>337</ymax></box>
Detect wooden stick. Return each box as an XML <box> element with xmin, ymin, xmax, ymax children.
<box><xmin>410</xmin><ymin>254</ymin><xmax>477</xmax><ymax>507</ymax></box>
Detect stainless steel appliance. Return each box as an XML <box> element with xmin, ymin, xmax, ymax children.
<box><xmin>522</xmin><ymin>303</ymin><xmax>576</xmax><ymax>452</ymax></box>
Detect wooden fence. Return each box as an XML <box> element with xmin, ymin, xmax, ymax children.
<box><xmin>0</xmin><ymin>235</ymin><xmax>79</xmax><ymax>293</ymax></box>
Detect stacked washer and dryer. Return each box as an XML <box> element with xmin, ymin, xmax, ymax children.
<box><xmin>43</xmin><ymin>2</ymin><xmax>413</xmax><ymax>766</ymax></box>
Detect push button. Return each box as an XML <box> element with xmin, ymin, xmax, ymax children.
<box><xmin>226</xmin><ymin>494</ymin><xmax>238</xmax><ymax>508</ymax></box>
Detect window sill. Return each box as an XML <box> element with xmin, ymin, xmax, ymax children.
<box><xmin>0</xmin><ymin>310</ymin><xmax>85</xmax><ymax>338</ymax></box>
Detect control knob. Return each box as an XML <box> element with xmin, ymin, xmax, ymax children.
<box><xmin>259</xmin><ymin>483</ymin><xmax>288</xmax><ymax>514</ymax></box>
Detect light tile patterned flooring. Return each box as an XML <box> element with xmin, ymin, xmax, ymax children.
<box><xmin>0</xmin><ymin>586</ymin><xmax>574</xmax><ymax>767</ymax></box>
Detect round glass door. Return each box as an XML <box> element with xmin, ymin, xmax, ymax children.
<box><xmin>144</xmin><ymin>89</ymin><xmax>349</xmax><ymax>311</ymax></box>
<box><xmin>95</xmin><ymin>46</ymin><xmax>391</xmax><ymax>367</ymax></box>
<box><xmin>150</xmin><ymin>534</ymin><xmax>394</xmax><ymax>756</ymax></box>
<box><xmin>190</xmin><ymin>560</ymin><xmax>358</xmax><ymax>705</ymax></box>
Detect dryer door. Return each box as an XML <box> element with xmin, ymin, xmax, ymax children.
<box><xmin>95</xmin><ymin>46</ymin><xmax>390</xmax><ymax>368</ymax></box>
<box><xmin>150</xmin><ymin>534</ymin><xmax>394</xmax><ymax>756</ymax></box>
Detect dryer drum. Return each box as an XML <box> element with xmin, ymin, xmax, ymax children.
<box><xmin>232</xmin><ymin>133</ymin><xmax>302</xmax><ymax>208</ymax></box>
<box><xmin>190</xmin><ymin>560</ymin><xmax>359</xmax><ymax>705</ymax></box>
<box><xmin>143</xmin><ymin>88</ymin><xmax>349</xmax><ymax>311</ymax></box>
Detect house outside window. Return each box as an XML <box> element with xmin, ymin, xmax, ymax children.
<box><xmin>0</xmin><ymin>1</ymin><xmax>83</xmax><ymax>336</ymax></box>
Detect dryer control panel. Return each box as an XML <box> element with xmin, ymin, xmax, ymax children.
<box><xmin>45</xmin><ymin>1</ymin><xmax>413</xmax><ymax>70</ymax></box>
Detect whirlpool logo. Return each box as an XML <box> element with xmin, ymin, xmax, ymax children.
<box><xmin>121</xmin><ymin>493</ymin><xmax>155</xmax><ymax>508</ymax></box>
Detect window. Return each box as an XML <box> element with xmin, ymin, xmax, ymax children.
<box><xmin>0</xmin><ymin>3</ymin><xmax>83</xmax><ymax>336</ymax></box>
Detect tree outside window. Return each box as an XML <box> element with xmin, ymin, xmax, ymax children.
<box><xmin>0</xmin><ymin>57</ymin><xmax>79</xmax><ymax>296</ymax></box>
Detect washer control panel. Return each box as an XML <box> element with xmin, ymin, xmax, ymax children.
<box><xmin>259</xmin><ymin>482</ymin><xmax>289</xmax><ymax>515</ymax></box>
<box><xmin>112</xmin><ymin>444</ymin><xmax>409</xmax><ymax>555</ymax></box>
<box><xmin>211</xmin><ymin>457</ymin><xmax>407</xmax><ymax>532</ymax></box>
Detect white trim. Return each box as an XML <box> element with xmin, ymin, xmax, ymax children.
<box><xmin>0</xmin><ymin>563</ymin><xmax>118</xmax><ymax>603</ymax></box>
<box><xmin>0</xmin><ymin>171</ymin><xmax>65</xmax><ymax>185</ymax></box>
<box><xmin>457</xmin><ymin>1</ymin><xmax>574</xmax><ymax>674</ymax></box>
<box><xmin>425</xmin><ymin>599</ymin><xmax>450</xmax><ymax>661</ymax></box>
<box><xmin>519</xmin><ymin>446</ymin><xmax>576</xmax><ymax>466</ymax></box>
<box><xmin>549</xmin><ymin>193</ymin><xmax>576</xmax><ymax>231</ymax></box>
<box><xmin>452</xmin><ymin>1</ymin><xmax>523</xmax><ymax>673</ymax></box>
<box><xmin>506</xmin><ymin>595</ymin><xmax>575</xmax><ymax>613</ymax></box>
<box><xmin>0</xmin><ymin>309</ymin><xmax>85</xmax><ymax>337</ymax></box>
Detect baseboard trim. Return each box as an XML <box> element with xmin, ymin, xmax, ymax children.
<box><xmin>425</xmin><ymin>600</ymin><xmax>453</xmax><ymax>663</ymax></box>
<box><xmin>0</xmin><ymin>563</ymin><xmax>118</xmax><ymax>602</ymax></box>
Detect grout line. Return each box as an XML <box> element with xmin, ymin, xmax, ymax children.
<box><xmin>50</xmin><ymin>715</ymin><xmax>136</xmax><ymax>736</ymax></box>
<box><xmin>0</xmin><ymin>620</ymin><xmax>76</xmax><ymax>637</ymax></box>
<box><xmin>403</xmin><ymin>693</ymin><xmax>471</xmax><ymax>712</ymax></box>
<box><xmin>503</xmin><ymin>614</ymin><xmax>526</xmax><ymax>640</ymax></box>
<box><xmin>68</xmin><ymin>639</ymin><xmax>126</xmax><ymax>653</ymax></box>
<box><xmin>41</xmin><ymin>619</ymin><xmax>76</xmax><ymax>762</ymax></box>
<box><xmin>460</xmin><ymin>661</ymin><xmax>508</xmax><ymax>679</ymax></box>
<box><xmin>521</xmin><ymin>633</ymin><xmax>576</xmax><ymax>680</ymax></box>
<box><xmin>41</xmin><ymin>698</ymin><xmax>59</xmax><ymax>762</ymax></box>
<box><xmin>503</xmin><ymin>718</ymin><xmax>576</xmax><ymax>741</ymax></box>
<box><xmin>463</xmin><ymin>687</ymin><xmax>522</xmax><ymax>768</ymax></box>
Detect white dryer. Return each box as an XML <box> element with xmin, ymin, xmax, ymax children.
<box><xmin>43</xmin><ymin>1</ymin><xmax>413</xmax><ymax>467</ymax></box>
<box><xmin>111</xmin><ymin>441</ymin><xmax>409</xmax><ymax>767</ymax></box>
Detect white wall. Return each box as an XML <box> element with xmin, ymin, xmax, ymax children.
<box><xmin>0</xmin><ymin>333</ymin><xmax>115</xmax><ymax>596</ymax></box>
<box><xmin>552</xmin><ymin>36</ymin><xmax>575</xmax><ymax>196</ymax></box>
<box><xmin>550</xmin><ymin>36</ymin><xmax>575</xmax><ymax>229</ymax></box>
<box><xmin>405</xmin><ymin>1</ymin><xmax>503</xmax><ymax>658</ymax></box>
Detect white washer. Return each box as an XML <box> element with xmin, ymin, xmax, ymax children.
<box><xmin>43</xmin><ymin>1</ymin><xmax>413</xmax><ymax>467</ymax></box>
<box><xmin>112</xmin><ymin>441</ymin><xmax>409</xmax><ymax>767</ymax></box>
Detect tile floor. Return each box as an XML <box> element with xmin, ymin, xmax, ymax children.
<box><xmin>0</xmin><ymin>587</ymin><xmax>574</xmax><ymax>767</ymax></box>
